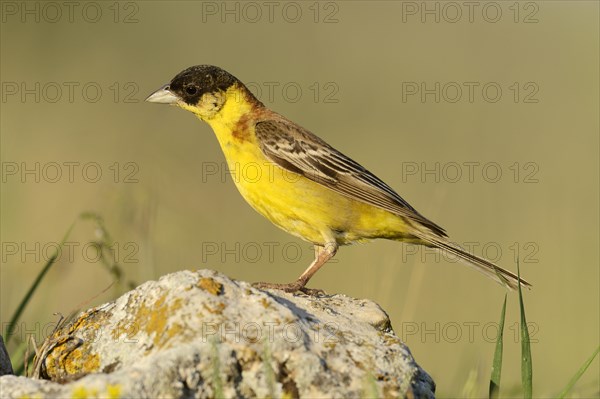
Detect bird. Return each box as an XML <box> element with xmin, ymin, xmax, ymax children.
<box><xmin>146</xmin><ymin>65</ymin><xmax>530</xmax><ymax>294</ymax></box>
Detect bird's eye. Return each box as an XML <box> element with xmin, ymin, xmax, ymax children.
<box><xmin>185</xmin><ymin>86</ymin><xmax>198</xmax><ymax>95</ymax></box>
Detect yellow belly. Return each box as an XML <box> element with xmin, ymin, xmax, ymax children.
<box><xmin>240</xmin><ymin>171</ymin><xmax>413</xmax><ymax>245</ymax></box>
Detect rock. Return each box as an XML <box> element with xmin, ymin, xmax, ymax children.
<box><xmin>0</xmin><ymin>269</ymin><xmax>435</xmax><ymax>398</ymax></box>
<box><xmin>0</xmin><ymin>335</ymin><xmax>14</xmax><ymax>376</ymax></box>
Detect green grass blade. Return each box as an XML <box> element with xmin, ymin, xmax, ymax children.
<box><xmin>4</xmin><ymin>223</ymin><xmax>75</xmax><ymax>346</ymax></box>
<box><xmin>13</xmin><ymin>346</ymin><xmax>35</xmax><ymax>376</ymax></box>
<box><xmin>557</xmin><ymin>345</ymin><xmax>600</xmax><ymax>399</ymax></box>
<box><xmin>363</xmin><ymin>372</ymin><xmax>381</xmax><ymax>399</ymax></box>
<box><xmin>262</xmin><ymin>340</ymin><xmax>276</xmax><ymax>398</ymax></box>
<box><xmin>489</xmin><ymin>293</ymin><xmax>507</xmax><ymax>399</ymax></box>
<box><xmin>6</xmin><ymin>340</ymin><xmax>26</xmax><ymax>375</ymax></box>
<box><xmin>211</xmin><ymin>338</ymin><xmax>224</xmax><ymax>398</ymax></box>
<box><xmin>517</xmin><ymin>260</ymin><xmax>533</xmax><ymax>398</ymax></box>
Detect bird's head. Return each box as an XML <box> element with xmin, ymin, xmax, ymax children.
<box><xmin>146</xmin><ymin>65</ymin><xmax>259</xmax><ymax>120</ymax></box>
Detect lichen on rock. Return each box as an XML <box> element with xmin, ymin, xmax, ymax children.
<box><xmin>0</xmin><ymin>269</ymin><xmax>435</xmax><ymax>398</ymax></box>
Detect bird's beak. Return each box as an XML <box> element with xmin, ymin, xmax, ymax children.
<box><xmin>145</xmin><ymin>84</ymin><xmax>179</xmax><ymax>104</ymax></box>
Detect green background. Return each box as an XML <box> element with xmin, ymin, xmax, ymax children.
<box><xmin>1</xmin><ymin>1</ymin><xmax>598</xmax><ymax>396</ymax></box>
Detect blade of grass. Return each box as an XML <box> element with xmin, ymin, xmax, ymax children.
<box><xmin>362</xmin><ymin>372</ymin><xmax>381</xmax><ymax>399</ymax></box>
<box><xmin>79</xmin><ymin>212</ymin><xmax>135</xmax><ymax>291</ymax></box>
<box><xmin>13</xmin><ymin>345</ymin><xmax>35</xmax><ymax>376</ymax></box>
<box><xmin>557</xmin><ymin>345</ymin><xmax>600</xmax><ymax>399</ymax></box>
<box><xmin>211</xmin><ymin>338</ymin><xmax>223</xmax><ymax>398</ymax></box>
<box><xmin>517</xmin><ymin>260</ymin><xmax>532</xmax><ymax>398</ymax></box>
<box><xmin>489</xmin><ymin>293</ymin><xmax>507</xmax><ymax>399</ymax></box>
<box><xmin>4</xmin><ymin>223</ymin><xmax>75</xmax><ymax>346</ymax></box>
<box><xmin>460</xmin><ymin>368</ymin><xmax>480</xmax><ymax>398</ymax></box>
<box><xmin>262</xmin><ymin>340</ymin><xmax>276</xmax><ymax>398</ymax></box>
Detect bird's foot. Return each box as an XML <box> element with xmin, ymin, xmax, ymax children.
<box><xmin>252</xmin><ymin>281</ymin><xmax>326</xmax><ymax>296</ymax></box>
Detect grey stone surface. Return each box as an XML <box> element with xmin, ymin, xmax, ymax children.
<box><xmin>0</xmin><ymin>269</ymin><xmax>435</xmax><ymax>398</ymax></box>
<box><xmin>0</xmin><ymin>336</ymin><xmax>14</xmax><ymax>376</ymax></box>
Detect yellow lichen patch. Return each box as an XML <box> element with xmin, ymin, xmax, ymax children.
<box><xmin>202</xmin><ymin>301</ymin><xmax>226</xmax><ymax>315</ymax></box>
<box><xmin>379</xmin><ymin>331</ymin><xmax>402</xmax><ymax>346</ymax></box>
<box><xmin>64</xmin><ymin>348</ymin><xmax>100</xmax><ymax>375</ymax></box>
<box><xmin>155</xmin><ymin>321</ymin><xmax>184</xmax><ymax>349</ymax></box>
<box><xmin>260</xmin><ymin>298</ymin><xmax>271</xmax><ymax>309</ymax></box>
<box><xmin>143</xmin><ymin>294</ymin><xmax>169</xmax><ymax>338</ymax></box>
<box><xmin>67</xmin><ymin>308</ymin><xmax>112</xmax><ymax>340</ymax></box>
<box><xmin>110</xmin><ymin>318</ymin><xmax>138</xmax><ymax>343</ymax></box>
<box><xmin>324</xmin><ymin>341</ymin><xmax>337</xmax><ymax>350</ymax></box>
<box><xmin>42</xmin><ymin>309</ymin><xmax>111</xmax><ymax>380</ymax></box>
<box><xmin>116</xmin><ymin>293</ymin><xmax>185</xmax><ymax>349</ymax></box>
<box><xmin>47</xmin><ymin>308</ymin><xmax>111</xmax><ymax>345</ymax></box>
<box><xmin>107</xmin><ymin>384</ymin><xmax>122</xmax><ymax>398</ymax></box>
<box><xmin>236</xmin><ymin>346</ymin><xmax>259</xmax><ymax>365</ymax></box>
<box><xmin>71</xmin><ymin>386</ymin><xmax>89</xmax><ymax>399</ymax></box>
<box><xmin>71</xmin><ymin>385</ymin><xmax>98</xmax><ymax>399</ymax></box>
<box><xmin>71</xmin><ymin>384</ymin><xmax>120</xmax><ymax>399</ymax></box>
<box><xmin>197</xmin><ymin>277</ymin><xmax>224</xmax><ymax>295</ymax></box>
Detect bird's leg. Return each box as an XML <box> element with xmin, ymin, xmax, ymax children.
<box><xmin>253</xmin><ymin>242</ymin><xmax>338</xmax><ymax>294</ymax></box>
<box><xmin>296</xmin><ymin>243</ymin><xmax>337</xmax><ymax>290</ymax></box>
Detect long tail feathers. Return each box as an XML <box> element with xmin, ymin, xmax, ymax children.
<box><xmin>413</xmin><ymin>232</ymin><xmax>532</xmax><ymax>291</ymax></box>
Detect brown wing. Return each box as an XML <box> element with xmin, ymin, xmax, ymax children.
<box><xmin>254</xmin><ymin>119</ymin><xmax>447</xmax><ymax>237</ymax></box>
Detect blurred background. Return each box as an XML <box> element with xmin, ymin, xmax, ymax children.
<box><xmin>1</xmin><ymin>1</ymin><xmax>598</xmax><ymax>397</ymax></box>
